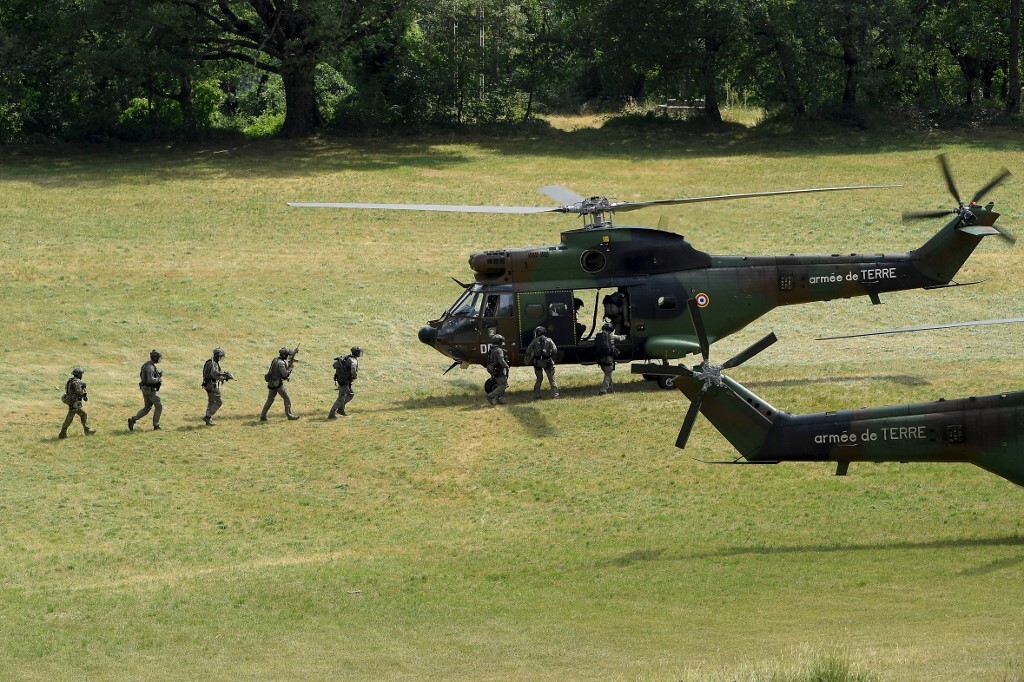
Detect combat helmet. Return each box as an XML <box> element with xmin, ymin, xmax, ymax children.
<box><xmin>602</xmin><ymin>322</ymin><xmax>614</xmax><ymax>331</ymax></box>
<box><xmin>150</xmin><ymin>349</ymin><xmax>162</xmax><ymax>362</ymax></box>
<box><xmin>279</xmin><ymin>347</ymin><xmax>290</xmax><ymax>358</ymax></box>
<box><xmin>492</xmin><ymin>335</ymin><xmax>505</xmax><ymax>345</ymax></box>
<box><xmin>351</xmin><ymin>346</ymin><xmax>363</xmax><ymax>357</ymax></box>
<box><xmin>535</xmin><ymin>326</ymin><xmax>547</xmax><ymax>336</ymax></box>
<box><xmin>213</xmin><ymin>347</ymin><xmax>225</xmax><ymax>359</ymax></box>
<box><xmin>72</xmin><ymin>367</ymin><xmax>84</xmax><ymax>378</ymax></box>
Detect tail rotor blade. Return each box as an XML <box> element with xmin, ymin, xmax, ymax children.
<box><xmin>723</xmin><ymin>332</ymin><xmax>778</xmax><ymax>369</ymax></box>
<box><xmin>995</xmin><ymin>224</ymin><xmax>1017</xmax><ymax>245</ymax></box>
<box><xmin>902</xmin><ymin>209</ymin><xmax>954</xmax><ymax>221</ymax></box>
<box><xmin>971</xmin><ymin>168</ymin><xmax>1012</xmax><ymax>204</ymax></box>
<box><xmin>938</xmin><ymin>154</ymin><xmax>961</xmax><ymax>204</ymax></box>
<box><xmin>686</xmin><ymin>298</ymin><xmax>710</xmax><ymax>361</ymax></box>
<box><xmin>676</xmin><ymin>387</ymin><xmax>706</xmax><ymax>449</ymax></box>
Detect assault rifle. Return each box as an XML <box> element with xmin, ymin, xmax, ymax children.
<box><xmin>287</xmin><ymin>344</ymin><xmax>301</xmax><ymax>368</ymax></box>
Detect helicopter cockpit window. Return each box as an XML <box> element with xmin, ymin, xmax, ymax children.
<box><xmin>447</xmin><ymin>289</ymin><xmax>484</xmax><ymax>318</ymax></box>
<box><xmin>525</xmin><ymin>303</ymin><xmax>544</xmax><ymax>317</ymax></box>
<box><xmin>483</xmin><ymin>293</ymin><xmax>514</xmax><ymax>318</ymax></box>
<box><xmin>657</xmin><ymin>296</ymin><xmax>677</xmax><ymax>310</ymax></box>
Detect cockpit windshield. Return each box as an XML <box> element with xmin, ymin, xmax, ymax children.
<box><xmin>444</xmin><ymin>287</ymin><xmax>485</xmax><ymax>319</ymax></box>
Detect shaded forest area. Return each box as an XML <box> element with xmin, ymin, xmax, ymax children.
<box><xmin>0</xmin><ymin>0</ymin><xmax>1021</xmax><ymax>142</ymax></box>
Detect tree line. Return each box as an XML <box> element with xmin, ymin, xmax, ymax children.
<box><xmin>0</xmin><ymin>0</ymin><xmax>1020</xmax><ymax>142</ymax></box>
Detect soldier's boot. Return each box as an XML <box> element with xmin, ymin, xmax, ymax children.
<box><xmin>327</xmin><ymin>413</ymin><xmax>337</xmax><ymax>419</ymax></box>
<box><xmin>58</xmin><ymin>431</ymin><xmax>67</xmax><ymax>439</ymax></box>
<box><xmin>85</xmin><ymin>428</ymin><xmax>96</xmax><ymax>435</ymax></box>
<box><xmin>153</xmin><ymin>424</ymin><xmax>162</xmax><ymax>431</ymax></box>
<box><xmin>203</xmin><ymin>416</ymin><xmax>213</xmax><ymax>426</ymax></box>
<box><xmin>127</xmin><ymin>417</ymin><xmax>136</xmax><ymax>432</ymax></box>
<box><xmin>486</xmin><ymin>396</ymin><xmax>495</xmax><ymax>406</ymax></box>
<box><xmin>83</xmin><ymin>419</ymin><xmax>96</xmax><ymax>435</ymax></box>
<box><xmin>287</xmin><ymin>414</ymin><xmax>301</xmax><ymax>420</ymax></box>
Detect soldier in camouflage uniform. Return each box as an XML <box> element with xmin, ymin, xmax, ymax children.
<box><xmin>595</xmin><ymin>322</ymin><xmax>626</xmax><ymax>395</ymax></box>
<box><xmin>202</xmin><ymin>347</ymin><xmax>233</xmax><ymax>426</ymax></box>
<box><xmin>260</xmin><ymin>347</ymin><xmax>300</xmax><ymax>421</ymax></box>
<box><xmin>59</xmin><ymin>367</ymin><xmax>96</xmax><ymax>439</ymax></box>
<box><xmin>525</xmin><ymin>326</ymin><xmax>559</xmax><ymax>398</ymax></box>
<box><xmin>328</xmin><ymin>346</ymin><xmax>362</xmax><ymax>418</ymax></box>
<box><xmin>485</xmin><ymin>335</ymin><xmax>509</xmax><ymax>405</ymax></box>
<box><xmin>128</xmin><ymin>349</ymin><xmax>163</xmax><ymax>431</ymax></box>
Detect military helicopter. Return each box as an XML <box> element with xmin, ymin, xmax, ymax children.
<box><xmin>290</xmin><ymin>156</ymin><xmax>1013</xmax><ymax>389</ymax></box>
<box><xmin>633</xmin><ymin>303</ymin><xmax>1024</xmax><ymax>488</ymax></box>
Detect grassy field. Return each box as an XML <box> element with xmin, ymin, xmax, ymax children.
<box><xmin>2</xmin><ymin>121</ymin><xmax>1024</xmax><ymax>680</ymax></box>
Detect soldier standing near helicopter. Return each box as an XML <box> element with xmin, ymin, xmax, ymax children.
<box><xmin>485</xmin><ymin>335</ymin><xmax>509</xmax><ymax>405</ymax></box>
<box><xmin>260</xmin><ymin>347</ymin><xmax>300</xmax><ymax>421</ymax></box>
<box><xmin>59</xmin><ymin>367</ymin><xmax>95</xmax><ymax>439</ymax></box>
<box><xmin>525</xmin><ymin>326</ymin><xmax>559</xmax><ymax>398</ymax></box>
<box><xmin>595</xmin><ymin>322</ymin><xmax>626</xmax><ymax>395</ymax></box>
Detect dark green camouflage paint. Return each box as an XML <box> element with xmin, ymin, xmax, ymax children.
<box><xmin>664</xmin><ymin>364</ymin><xmax>1024</xmax><ymax>488</ymax></box>
<box><xmin>420</xmin><ymin>205</ymin><xmax>999</xmax><ymax>369</ymax></box>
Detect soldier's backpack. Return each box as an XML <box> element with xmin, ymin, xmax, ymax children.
<box><xmin>264</xmin><ymin>360</ymin><xmax>277</xmax><ymax>386</ymax></box>
<box><xmin>333</xmin><ymin>355</ymin><xmax>355</xmax><ymax>383</ymax></box>
<box><xmin>202</xmin><ymin>358</ymin><xmax>214</xmax><ymax>387</ymax></box>
<box><xmin>61</xmin><ymin>378</ymin><xmax>72</xmax><ymax>405</ymax></box>
<box><xmin>594</xmin><ymin>332</ymin><xmax>611</xmax><ymax>356</ymax></box>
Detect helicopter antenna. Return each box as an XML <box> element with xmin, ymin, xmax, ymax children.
<box><xmin>817</xmin><ymin>317</ymin><xmax>1024</xmax><ymax>340</ymax></box>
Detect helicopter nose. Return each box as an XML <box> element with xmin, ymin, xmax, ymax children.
<box><xmin>418</xmin><ymin>326</ymin><xmax>438</xmax><ymax>346</ymax></box>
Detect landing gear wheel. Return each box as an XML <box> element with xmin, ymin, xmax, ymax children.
<box><xmin>656</xmin><ymin>375</ymin><xmax>676</xmax><ymax>390</ymax></box>
<box><xmin>484</xmin><ymin>378</ymin><xmax>496</xmax><ymax>394</ymax></box>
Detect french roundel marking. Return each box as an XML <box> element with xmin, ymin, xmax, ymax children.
<box><xmin>695</xmin><ymin>293</ymin><xmax>710</xmax><ymax>307</ymax></box>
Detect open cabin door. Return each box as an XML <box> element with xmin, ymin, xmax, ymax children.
<box><xmin>517</xmin><ymin>290</ymin><xmax>576</xmax><ymax>350</ymax></box>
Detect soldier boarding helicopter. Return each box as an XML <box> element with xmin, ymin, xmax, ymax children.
<box><xmin>634</xmin><ymin>302</ymin><xmax>1024</xmax><ymax>488</ymax></box>
<box><xmin>290</xmin><ymin>156</ymin><xmax>1013</xmax><ymax>390</ymax></box>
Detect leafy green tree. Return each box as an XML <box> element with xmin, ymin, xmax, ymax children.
<box><xmin>160</xmin><ymin>0</ymin><xmax>405</xmax><ymax>136</ymax></box>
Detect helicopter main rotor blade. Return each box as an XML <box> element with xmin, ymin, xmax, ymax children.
<box><xmin>676</xmin><ymin>387</ymin><xmax>706</xmax><ymax>449</ymax></box>
<box><xmin>817</xmin><ymin>317</ymin><xmax>1024</xmax><ymax>340</ymax></box>
<box><xmin>902</xmin><ymin>209</ymin><xmax>955</xmax><ymax>221</ymax></box>
<box><xmin>538</xmin><ymin>185</ymin><xmax>586</xmax><ymax>205</ymax></box>
<box><xmin>686</xmin><ymin>298</ymin><xmax>711</xmax><ymax>361</ymax></box>
<box><xmin>971</xmin><ymin>168</ymin><xmax>1012</xmax><ymax>204</ymax></box>
<box><xmin>937</xmin><ymin>154</ymin><xmax>962</xmax><ymax>205</ymax></box>
<box><xmin>288</xmin><ymin>202</ymin><xmax>565</xmax><ymax>214</ymax></box>
<box><xmin>609</xmin><ymin>185</ymin><xmax>902</xmax><ymax>213</ymax></box>
<box><xmin>722</xmin><ymin>332</ymin><xmax>779</xmax><ymax>369</ymax></box>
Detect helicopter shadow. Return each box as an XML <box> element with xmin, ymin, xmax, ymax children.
<box><xmin>743</xmin><ymin>374</ymin><xmax>930</xmax><ymax>390</ymax></box>
<box><xmin>385</xmin><ymin>376</ymin><xmax>662</xmax><ymax>414</ymax></box>
<box><xmin>606</xmin><ymin>535</ymin><xmax>1024</xmax><ymax>567</ymax></box>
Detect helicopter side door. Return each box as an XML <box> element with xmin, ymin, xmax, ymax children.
<box><xmin>518</xmin><ymin>291</ymin><xmax>576</xmax><ymax>352</ymax></box>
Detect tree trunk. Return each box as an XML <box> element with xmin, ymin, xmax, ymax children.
<box><xmin>702</xmin><ymin>53</ymin><xmax>722</xmax><ymax>122</ymax></box>
<box><xmin>280</xmin><ymin>60</ymin><xmax>322</xmax><ymax>137</ymax></box>
<box><xmin>1009</xmin><ymin>0</ymin><xmax>1021</xmax><ymax>115</ymax></box>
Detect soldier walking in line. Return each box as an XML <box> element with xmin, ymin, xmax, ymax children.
<box><xmin>485</xmin><ymin>335</ymin><xmax>509</xmax><ymax>406</ymax></box>
<box><xmin>329</xmin><ymin>346</ymin><xmax>363</xmax><ymax>418</ymax></box>
<box><xmin>595</xmin><ymin>322</ymin><xmax>626</xmax><ymax>395</ymax></box>
<box><xmin>261</xmin><ymin>347</ymin><xmax>300</xmax><ymax>421</ymax></box>
<box><xmin>525</xmin><ymin>325</ymin><xmax>559</xmax><ymax>398</ymax></box>
<box><xmin>129</xmin><ymin>349</ymin><xmax>163</xmax><ymax>431</ymax></box>
<box><xmin>202</xmin><ymin>347</ymin><xmax>233</xmax><ymax>425</ymax></box>
<box><xmin>59</xmin><ymin>367</ymin><xmax>96</xmax><ymax>439</ymax></box>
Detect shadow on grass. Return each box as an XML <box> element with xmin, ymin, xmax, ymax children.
<box><xmin>6</xmin><ymin>125</ymin><xmax>1024</xmax><ymax>188</ymax></box>
<box><xmin>385</xmin><ymin>377</ymin><xmax>662</xmax><ymax>413</ymax></box>
<box><xmin>744</xmin><ymin>374</ymin><xmax>931</xmax><ymax>390</ymax></box>
<box><xmin>606</xmin><ymin>535</ymin><xmax>1024</xmax><ymax>567</ymax></box>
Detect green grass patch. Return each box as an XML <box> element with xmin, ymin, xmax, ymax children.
<box><xmin>2</xmin><ymin>128</ymin><xmax>1024</xmax><ymax>679</ymax></box>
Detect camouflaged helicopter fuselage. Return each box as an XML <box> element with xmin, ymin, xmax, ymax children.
<box><xmin>674</xmin><ymin>370</ymin><xmax>1024</xmax><ymax>488</ymax></box>
<box><xmin>422</xmin><ymin>207</ymin><xmax>995</xmax><ymax>369</ymax></box>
